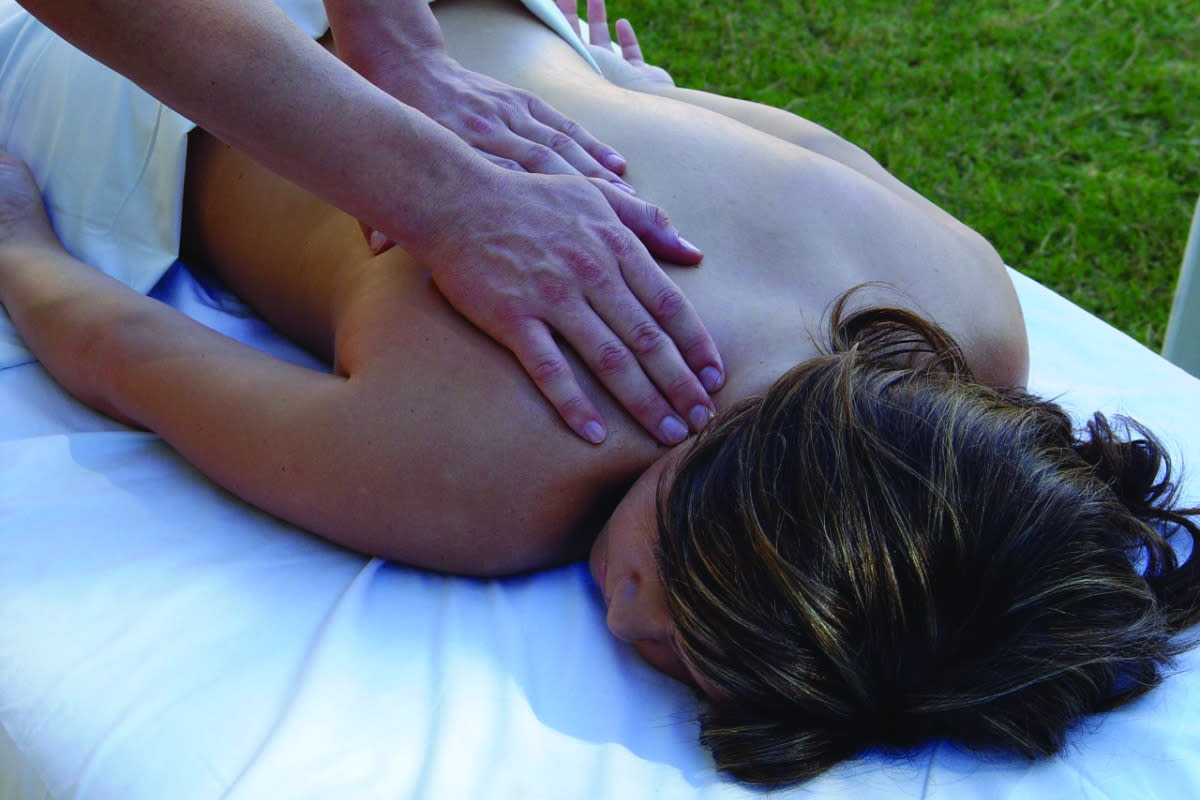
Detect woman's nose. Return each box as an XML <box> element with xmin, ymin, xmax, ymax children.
<box><xmin>606</xmin><ymin>575</ymin><xmax>674</xmax><ymax>644</ymax></box>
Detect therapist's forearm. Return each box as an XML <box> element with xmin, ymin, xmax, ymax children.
<box><xmin>16</xmin><ymin>0</ymin><xmax>485</xmax><ymax>252</ymax></box>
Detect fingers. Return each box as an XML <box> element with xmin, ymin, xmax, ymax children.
<box><xmin>555</xmin><ymin>0</ymin><xmax>581</xmax><ymax>39</ymax></box>
<box><xmin>489</xmin><ymin>229</ymin><xmax>721</xmax><ymax>445</ymax></box>
<box><xmin>592</xmin><ymin>179</ymin><xmax>703</xmax><ymax>265</ymax></box>
<box><xmin>490</xmin><ymin>296</ymin><xmax>707</xmax><ymax>447</ymax></box>
<box><xmin>610</xmin><ymin>252</ymin><xmax>726</xmax><ymax>401</ymax></box>
<box><xmin>479</xmin><ymin>124</ymin><xmax>586</xmax><ymax>178</ymax></box>
<box><xmin>563</xmin><ymin>185</ymin><xmax>725</xmax><ymax>444</ymax></box>
<box><xmin>507</xmin><ymin>319</ymin><xmax>608</xmax><ymax>444</ymax></box>
<box><xmin>478</xmin><ymin>151</ymin><xmax>527</xmax><ymax>173</ymax></box>
<box><xmin>575</xmin><ymin>263</ymin><xmax>720</xmax><ymax>439</ymax></box>
<box><xmin>586</xmin><ymin>0</ymin><xmax>611</xmax><ymax>46</ymax></box>
<box><xmin>517</xmin><ymin>96</ymin><xmax>628</xmax><ymax>178</ymax></box>
<box><xmin>505</xmin><ymin>302</ymin><xmax>708</xmax><ymax>448</ymax></box>
<box><xmin>432</xmin><ymin>59</ymin><xmax>629</xmax><ymax>179</ymax></box>
<box><xmin>455</xmin><ymin>82</ymin><xmax>627</xmax><ymax>180</ymax></box>
<box><xmin>560</xmin><ymin>312</ymin><xmax>693</xmax><ymax>446</ymax></box>
<box><xmin>476</xmin><ymin>122</ymin><xmax>631</xmax><ymax>189</ymax></box>
<box><xmin>591</xmin><ymin>182</ymin><xmax>726</xmax><ymax>394</ymax></box>
<box><xmin>614</xmin><ymin>19</ymin><xmax>645</xmax><ymax>64</ymax></box>
<box><xmin>507</xmin><ymin>292</ymin><xmax>713</xmax><ymax>447</ymax></box>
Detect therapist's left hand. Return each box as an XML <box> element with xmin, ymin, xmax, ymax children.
<box><xmin>386</xmin><ymin>49</ymin><xmax>633</xmax><ymax>185</ymax></box>
<box><xmin>329</xmin><ymin>0</ymin><xmax>631</xmax><ymax>186</ymax></box>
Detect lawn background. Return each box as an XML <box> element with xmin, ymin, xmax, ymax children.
<box><xmin>605</xmin><ymin>0</ymin><xmax>1198</xmax><ymax>351</ymax></box>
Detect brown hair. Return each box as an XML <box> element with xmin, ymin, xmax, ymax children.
<box><xmin>656</xmin><ymin>293</ymin><xmax>1200</xmax><ymax>785</ymax></box>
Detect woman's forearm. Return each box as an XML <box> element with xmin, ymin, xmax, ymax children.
<box><xmin>17</xmin><ymin>0</ymin><xmax>485</xmax><ymax>252</ymax></box>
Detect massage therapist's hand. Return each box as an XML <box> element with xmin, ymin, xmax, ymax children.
<box><xmin>323</xmin><ymin>0</ymin><xmax>724</xmax><ymax>445</ymax></box>
<box><xmin>326</xmin><ymin>0</ymin><xmax>628</xmax><ymax>183</ymax></box>
<box><xmin>422</xmin><ymin>165</ymin><xmax>725</xmax><ymax>446</ymax></box>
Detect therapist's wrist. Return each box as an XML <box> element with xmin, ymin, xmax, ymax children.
<box><xmin>325</xmin><ymin>0</ymin><xmax>447</xmax><ymax>76</ymax></box>
<box><xmin>396</xmin><ymin>155</ymin><xmax>505</xmax><ymax>260</ymax></box>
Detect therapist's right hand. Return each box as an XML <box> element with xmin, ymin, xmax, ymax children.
<box><xmin>420</xmin><ymin>165</ymin><xmax>725</xmax><ymax>447</ymax></box>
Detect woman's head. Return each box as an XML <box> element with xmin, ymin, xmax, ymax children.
<box><xmin>654</xmin><ymin>293</ymin><xmax>1200</xmax><ymax>785</ymax></box>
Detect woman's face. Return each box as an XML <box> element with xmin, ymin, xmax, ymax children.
<box><xmin>589</xmin><ymin>445</ymin><xmax>702</xmax><ymax>688</ymax></box>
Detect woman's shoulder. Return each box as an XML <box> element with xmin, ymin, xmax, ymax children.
<box><xmin>334</xmin><ymin>253</ymin><xmax>662</xmax><ymax>574</ymax></box>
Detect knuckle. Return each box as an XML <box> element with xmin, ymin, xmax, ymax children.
<box><xmin>523</xmin><ymin>142</ymin><xmax>555</xmax><ymax>167</ymax></box>
<box><xmin>665</xmin><ymin>372</ymin><xmax>699</xmax><ymax>399</ymax></box>
<box><xmin>557</xmin><ymin>392</ymin><xmax>590</xmax><ymax>418</ymax></box>
<box><xmin>534</xmin><ymin>272</ymin><xmax>573</xmax><ymax>305</ymax></box>
<box><xmin>629</xmin><ymin>390</ymin><xmax>664</xmax><ymax>418</ymax></box>
<box><xmin>679</xmin><ymin>329</ymin><xmax>714</xmax><ymax>359</ymax></box>
<box><xmin>594</xmin><ymin>341</ymin><xmax>633</xmax><ymax>376</ymax></box>
<box><xmin>489</xmin><ymin>294</ymin><xmax>530</xmax><ymax>331</ymax></box>
<box><xmin>566</xmin><ymin>250</ymin><xmax>607</xmax><ymax>284</ymax></box>
<box><xmin>627</xmin><ymin>320</ymin><xmax>665</xmax><ymax>356</ymax></box>
<box><xmin>650</xmin><ymin>285</ymin><xmax>687</xmax><ymax>320</ymax></box>
<box><xmin>558</xmin><ymin>118</ymin><xmax>582</xmax><ymax>138</ymax></box>
<box><xmin>545</xmin><ymin>131</ymin><xmax>573</xmax><ymax>153</ymax></box>
<box><xmin>599</xmin><ymin>226</ymin><xmax>637</xmax><ymax>259</ymax></box>
<box><xmin>464</xmin><ymin>113</ymin><xmax>496</xmax><ymax>137</ymax></box>
<box><xmin>529</xmin><ymin>353</ymin><xmax>569</xmax><ymax>385</ymax></box>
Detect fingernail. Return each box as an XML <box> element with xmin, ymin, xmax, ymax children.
<box><xmin>678</xmin><ymin>236</ymin><xmax>702</xmax><ymax>256</ymax></box>
<box><xmin>582</xmin><ymin>420</ymin><xmax>607</xmax><ymax>444</ymax></box>
<box><xmin>603</xmin><ymin>152</ymin><xmax>627</xmax><ymax>172</ymax></box>
<box><xmin>699</xmin><ymin>366</ymin><xmax>724</xmax><ymax>392</ymax></box>
<box><xmin>611</xmin><ymin>179</ymin><xmax>636</xmax><ymax>195</ymax></box>
<box><xmin>688</xmin><ymin>404</ymin><xmax>714</xmax><ymax>431</ymax></box>
<box><xmin>659</xmin><ymin>415</ymin><xmax>688</xmax><ymax>445</ymax></box>
<box><xmin>368</xmin><ymin>230</ymin><xmax>387</xmax><ymax>253</ymax></box>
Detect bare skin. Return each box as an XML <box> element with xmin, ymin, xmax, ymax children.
<box><xmin>15</xmin><ymin>0</ymin><xmax>724</xmax><ymax>448</ymax></box>
<box><xmin>0</xmin><ymin>0</ymin><xmax>1026</xmax><ymax>583</ymax></box>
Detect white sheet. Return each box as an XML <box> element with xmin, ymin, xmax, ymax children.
<box><xmin>3</xmin><ymin>263</ymin><xmax>1200</xmax><ymax>800</ymax></box>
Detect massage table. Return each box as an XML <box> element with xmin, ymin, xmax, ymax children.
<box><xmin>3</xmin><ymin>2</ymin><xmax>1200</xmax><ymax>797</ymax></box>
<box><xmin>1164</xmin><ymin>195</ymin><xmax>1200</xmax><ymax>378</ymax></box>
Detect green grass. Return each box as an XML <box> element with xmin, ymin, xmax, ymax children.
<box><xmin>607</xmin><ymin>0</ymin><xmax>1199</xmax><ymax>350</ymax></box>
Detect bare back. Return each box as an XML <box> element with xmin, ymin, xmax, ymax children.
<box><xmin>181</xmin><ymin>0</ymin><xmax>1027</xmax><ymax>575</ymax></box>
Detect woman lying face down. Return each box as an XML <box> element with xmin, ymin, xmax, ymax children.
<box><xmin>1</xmin><ymin>0</ymin><xmax>1197</xmax><ymax>786</ymax></box>
<box><xmin>648</xmin><ymin>299</ymin><xmax>1200</xmax><ymax>784</ymax></box>
<box><xmin>579</xmin><ymin>275</ymin><xmax>1200</xmax><ymax>785</ymax></box>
